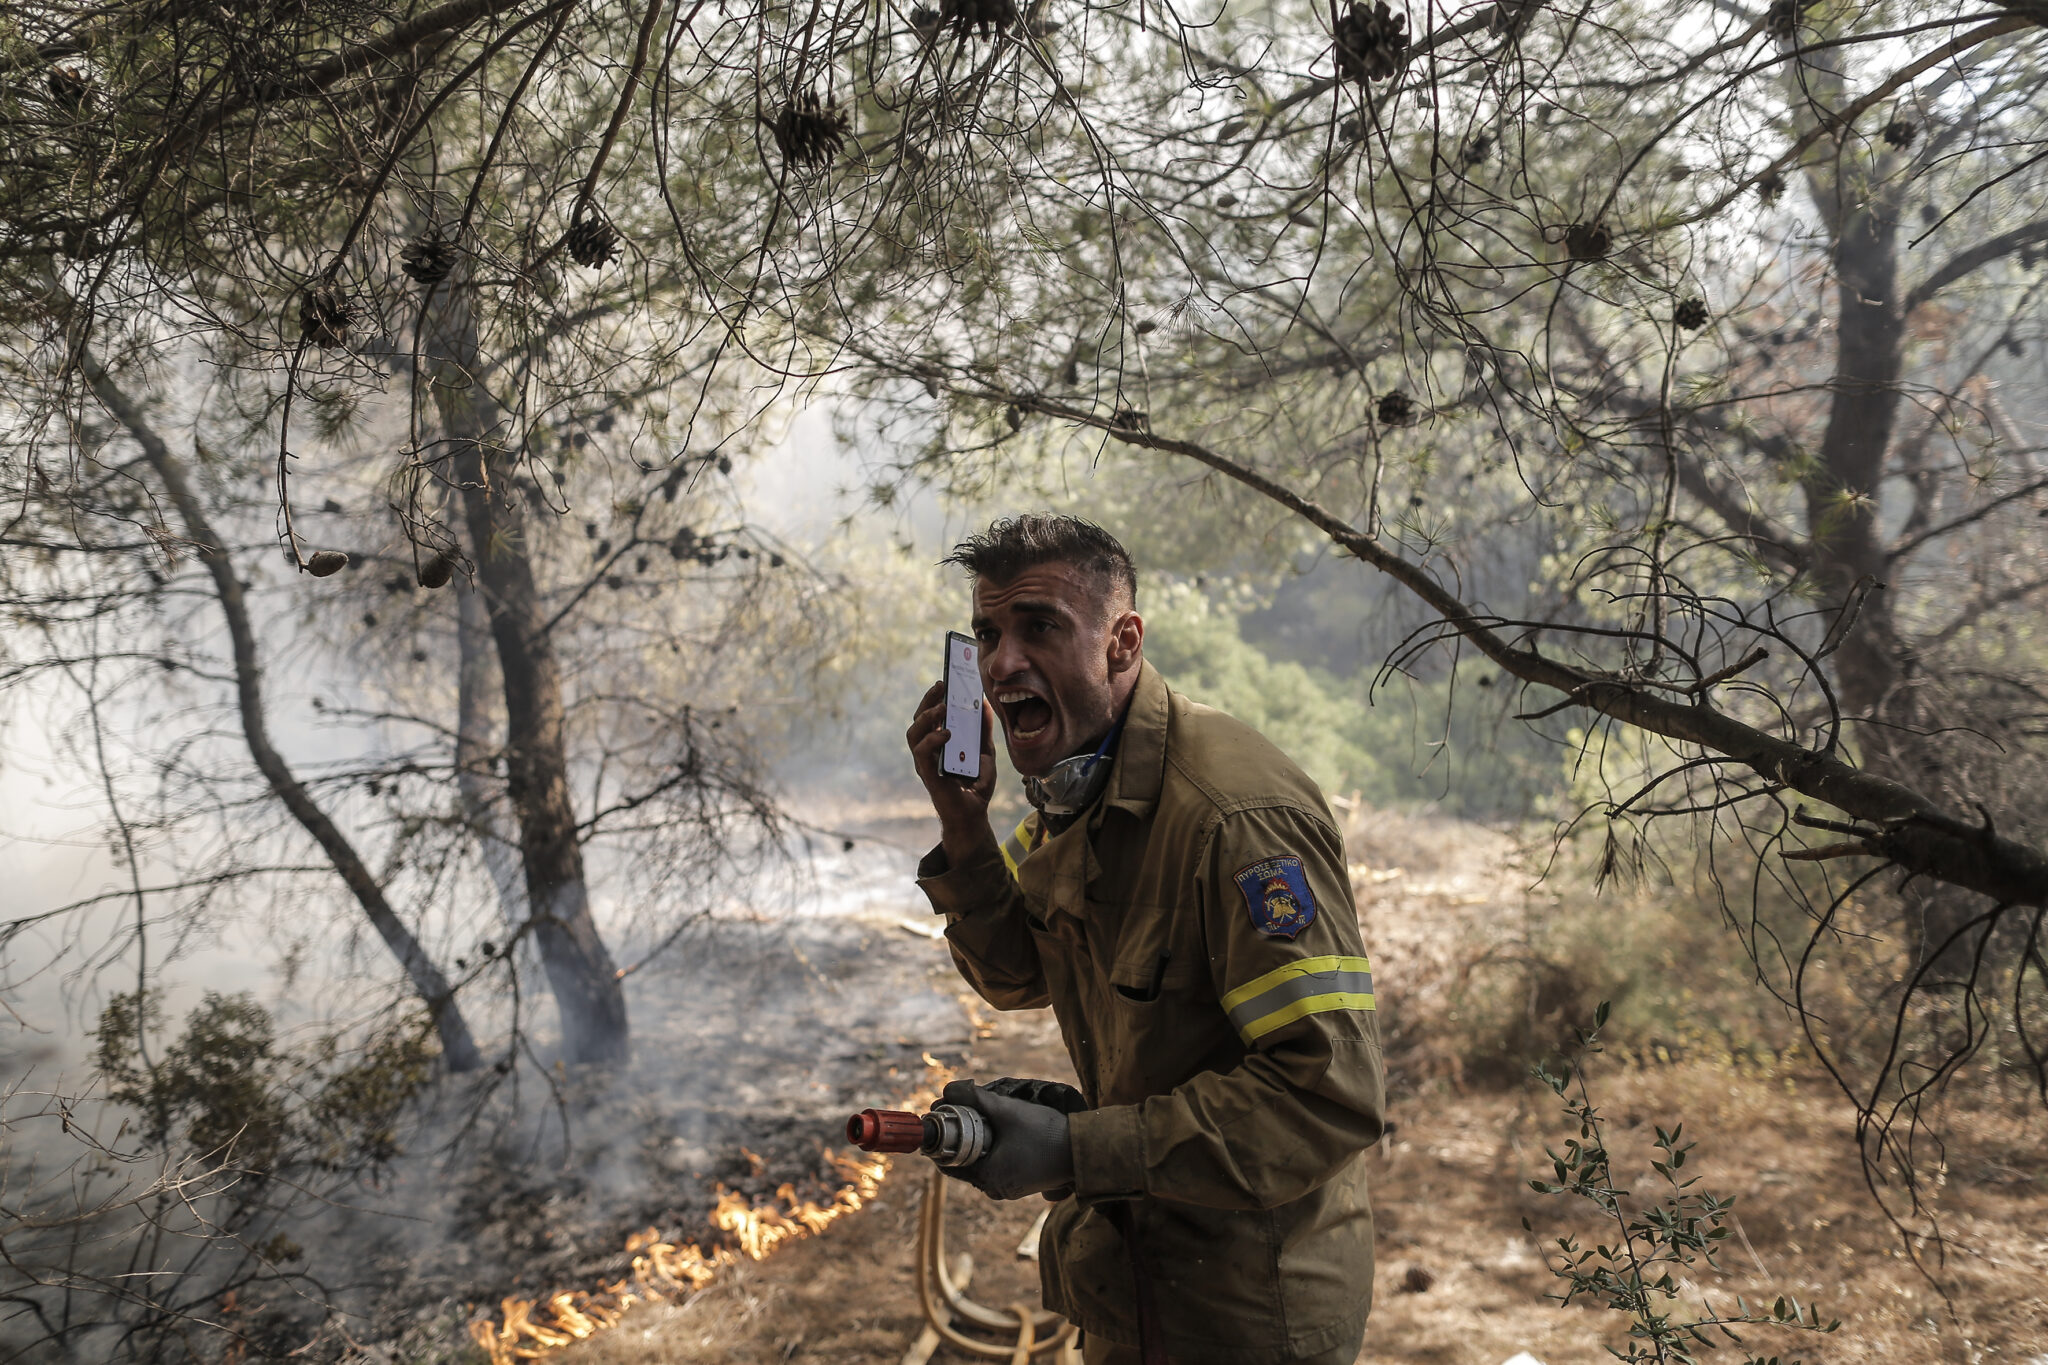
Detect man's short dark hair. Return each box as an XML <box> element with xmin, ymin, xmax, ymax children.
<box><xmin>943</xmin><ymin>515</ymin><xmax>1138</xmax><ymax>609</ymax></box>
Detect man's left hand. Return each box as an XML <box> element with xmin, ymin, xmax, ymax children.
<box><xmin>940</xmin><ymin>1079</ymin><xmax>1076</xmax><ymax>1201</ymax></box>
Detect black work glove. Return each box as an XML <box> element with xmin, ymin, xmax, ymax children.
<box><xmin>982</xmin><ymin>1076</ymin><xmax>1089</xmax><ymax>1114</ymax></box>
<box><xmin>940</xmin><ymin>1078</ymin><xmax>1078</xmax><ymax>1201</ymax></box>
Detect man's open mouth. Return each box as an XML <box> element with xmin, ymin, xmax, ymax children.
<box><xmin>995</xmin><ymin>689</ymin><xmax>1054</xmax><ymax>742</ymax></box>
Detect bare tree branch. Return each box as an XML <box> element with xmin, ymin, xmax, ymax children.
<box><xmin>972</xmin><ymin>381</ymin><xmax>2048</xmax><ymax>909</ymax></box>
<box><xmin>1904</xmin><ymin>215</ymin><xmax>2048</xmax><ymax>314</ymax></box>
<box><xmin>79</xmin><ymin>348</ymin><xmax>485</xmax><ymax>1073</ymax></box>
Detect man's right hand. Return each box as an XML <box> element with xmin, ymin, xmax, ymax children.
<box><xmin>939</xmin><ymin>1079</ymin><xmax>1077</xmax><ymax>1201</ymax></box>
<box><xmin>907</xmin><ymin>679</ymin><xmax>1000</xmax><ymax>867</ymax></box>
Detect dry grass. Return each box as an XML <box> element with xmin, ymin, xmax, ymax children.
<box><xmin>562</xmin><ymin>1055</ymin><xmax>2048</xmax><ymax>1365</ymax></box>
<box><xmin>554</xmin><ymin>806</ymin><xmax>2048</xmax><ymax>1365</ymax></box>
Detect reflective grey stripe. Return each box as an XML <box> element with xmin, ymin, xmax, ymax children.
<box><xmin>1001</xmin><ymin>837</ymin><xmax>1028</xmax><ymax>878</ymax></box>
<box><xmin>1224</xmin><ymin>969</ymin><xmax>1376</xmax><ymax>1034</ymax></box>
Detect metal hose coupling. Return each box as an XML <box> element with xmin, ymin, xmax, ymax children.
<box><xmin>845</xmin><ymin>1103</ymin><xmax>991</xmax><ymax>1167</ymax></box>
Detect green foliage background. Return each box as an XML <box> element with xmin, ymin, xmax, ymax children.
<box><xmin>779</xmin><ymin>502</ymin><xmax>1561</xmax><ymax>820</ymax></box>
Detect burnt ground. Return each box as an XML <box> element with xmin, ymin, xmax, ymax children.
<box><xmin>346</xmin><ymin>806</ymin><xmax>2048</xmax><ymax>1365</ymax></box>
<box><xmin>542</xmin><ymin>1004</ymin><xmax>2048</xmax><ymax>1365</ymax></box>
<box><xmin>334</xmin><ymin>901</ymin><xmax>987</xmax><ymax>1354</ymax></box>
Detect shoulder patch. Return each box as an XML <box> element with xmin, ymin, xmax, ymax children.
<box><xmin>1234</xmin><ymin>856</ymin><xmax>1317</xmax><ymax>939</ymax></box>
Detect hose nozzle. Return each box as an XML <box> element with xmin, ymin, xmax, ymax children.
<box><xmin>844</xmin><ymin>1102</ymin><xmax>990</xmax><ymax>1167</ymax></box>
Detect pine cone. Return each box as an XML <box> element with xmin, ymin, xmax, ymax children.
<box><xmin>400</xmin><ymin>232</ymin><xmax>457</xmax><ymax>286</ymax></box>
<box><xmin>1674</xmin><ymin>297</ymin><xmax>1709</xmax><ymax>330</ymax></box>
<box><xmin>1763</xmin><ymin>0</ymin><xmax>1804</xmax><ymax>39</ymax></box>
<box><xmin>1756</xmin><ymin>170</ymin><xmax>1786</xmax><ymax>204</ymax></box>
<box><xmin>1563</xmin><ymin>221</ymin><xmax>1612</xmax><ymax>262</ymax></box>
<box><xmin>1487</xmin><ymin>0</ymin><xmax>1536</xmax><ymax>37</ymax></box>
<box><xmin>1377</xmin><ymin>391</ymin><xmax>1417</xmax><ymax>426</ymax></box>
<box><xmin>1333</xmin><ymin>1</ymin><xmax>1410</xmax><ymax>85</ymax></box>
<box><xmin>908</xmin><ymin>4</ymin><xmax>942</xmax><ymax>34</ymax></box>
<box><xmin>298</xmin><ymin>288</ymin><xmax>355</xmax><ymax>349</ymax></box>
<box><xmin>773</xmin><ymin>92</ymin><xmax>850</xmax><ymax>168</ymax></box>
<box><xmin>1460</xmin><ymin>132</ymin><xmax>1491</xmax><ymax>167</ymax></box>
<box><xmin>417</xmin><ymin>549</ymin><xmax>456</xmax><ymax>589</ymax></box>
<box><xmin>47</xmin><ymin>66</ymin><xmax>89</xmax><ymax>112</ymax></box>
<box><xmin>1881</xmin><ymin>119</ymin><xmax>1917</xmax><ymax>149</ymax></box>
<box><xmin>566</xmin><ymin>215</ymin><xmax>621</xmax><ymax>269</ymax></box>
<box><xmin>305</xmin><ymin>550</ymin><xmax>349</xmax><ymax>577</ymax></box>
<box><xmin>940</xmin><ymin>0</ymin><xmax>1017</xmax><ymax>38</ymax></box>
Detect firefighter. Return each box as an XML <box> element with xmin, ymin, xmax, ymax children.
<box><xmin>906</xmin><ymin>515</ymin><xmax>1386</xmax><ymax>1365</ymax></box>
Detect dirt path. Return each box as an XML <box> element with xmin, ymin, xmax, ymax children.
<box><xmin>505</xmin><ymin>808</ymin><xmax>2048</xmax><ymax>1365</ymax></box>
<box><xmin>552</xmin><ymin>1001</ymin><xmax>2048</xmax><ymax>1365</ymax></box>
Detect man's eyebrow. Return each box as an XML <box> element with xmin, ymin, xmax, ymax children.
<box><xmin>972</xmin><ymin>597</ymin><xmax>1070</xmax><ymax>630</ymax></box>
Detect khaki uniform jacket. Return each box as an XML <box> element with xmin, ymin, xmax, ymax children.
<box><xmin>917</xmin><ymin>661</ymin><xmax>1386</xmax><ymax>1364</ymax></box>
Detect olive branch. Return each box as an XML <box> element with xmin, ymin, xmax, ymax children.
<box><xmin>1525</xmin><ymin>1002</ymin><xmax>1841</xmax><ymax>1365</ymax></box>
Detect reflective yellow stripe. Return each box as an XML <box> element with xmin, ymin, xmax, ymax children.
<box><xmin>999</xmin><ymin>813</ymin><xmax>1038</xmax><ymax>881</ymax></box>
<box><xmin>1221</xmin><ymin>954</ymin><xmax>1376</xmax><ymax>1044</ymax></box>
<box><xmin>1237</xmin><ymin>991</ymin><xmax>1377</xmax><ymax>1042</ymax></box>
<box><xmin>1220</xmin><ymin>955</ymin><xmax>1373</xmax><ymax>1012</ymax></box>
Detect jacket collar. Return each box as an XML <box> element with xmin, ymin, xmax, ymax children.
<box><xmin>1100</xmin><ymin>659</ymin><xmax>1168</xmax><ymax>821</ymax></box>
<box><xmin>1024</xmin><ymin>661</ymin><xmax>1167</xmax><ymax>917</ymax></box>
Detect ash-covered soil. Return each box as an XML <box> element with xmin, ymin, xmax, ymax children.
<box><xmin>336</xmin><ymin>822</ymin><xmax>989</xmax><ymax>1358</ymax></box>
<box><xmin>319</xmin><ymin>804</ymin><xmax>2048</xmax><ymax>1365</ymax></box>
<box><xmin>542</xmin><ymin>806</ymin><xmax>2048</xmax><ymax>1365</ymax></box>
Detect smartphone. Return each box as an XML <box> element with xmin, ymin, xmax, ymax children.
<box><xmin>942</xmin><ymin>630</ymin><xmax>983</xmax><ymax>779</ymax></box>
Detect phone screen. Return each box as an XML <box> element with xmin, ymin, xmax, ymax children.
<box><xmin>942</xmin><ymin>632</ymin><xmax>983</xmax><ymax>779</ymax></box>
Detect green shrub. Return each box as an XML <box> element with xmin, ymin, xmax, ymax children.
<box><xmin>1528</xmin><ymin>1003</ymin><xmax>1839</xmax><ymax>1365</ymax></box>
<box><xmin>94</xmin><ymin>990</ymin><xmax>435</xmax><ymax>1174</ymax></box>
<box><xmin>1145</xmin><ymin>579</ymin><xmax>1565</xmax><ymax>818</ymax></box>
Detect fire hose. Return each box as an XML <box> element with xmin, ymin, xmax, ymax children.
<box><xmin>846</xmin><ymin>1103</ymin><xmax>995</xmax><ymax>1170</ymax></box>
<box><xmin>849</xmin><ymin>1106</ymin><xmax>1079</xmax><ymax>1364</ymax></box>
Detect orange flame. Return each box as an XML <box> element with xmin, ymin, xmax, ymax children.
<box><xmin>467</xmin><ymin>1064</ymin><xmax>948</xmax><ymax>1364</ymax></box>
<box><xmin>466</xmin><ymin>1151</ymin><xmax>889</xmax><ymax>1363</ymax></box>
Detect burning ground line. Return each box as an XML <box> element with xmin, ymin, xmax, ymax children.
<box><xmin>468</xmin><ymin>1059</ymin><xmax>952</xmax><ymax>1363</ymax></box>
<box><xmin>467</xmin><ymin>1148</ymin><xmax>892</xmax><ymax>1363</ymax></box>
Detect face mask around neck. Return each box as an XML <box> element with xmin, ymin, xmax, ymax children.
<box><xmin>1022</xmin><ymin>716</ymin><xmax>1124</xmax><ymax>818</ymax></box>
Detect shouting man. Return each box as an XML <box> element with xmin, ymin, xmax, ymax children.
<box><xmin>906</xmin><ymin>515</ymin><xmax>1386</xmax><ymax>1365</ymax></box>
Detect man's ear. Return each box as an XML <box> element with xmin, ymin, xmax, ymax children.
<box><xmin>1106</xmin><ymin>610</ymin><xmax>1144</xmax><ymax>675</ymax></box>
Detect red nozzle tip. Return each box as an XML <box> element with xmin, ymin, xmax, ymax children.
<box><xmin>846</xmin><ymin>1107</ymin><xmax>925</xmax><ymax>1153</ymax></box>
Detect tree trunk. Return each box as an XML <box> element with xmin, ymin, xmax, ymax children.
<box><xmin>84</xmin><ymin>355</ymin><xmax>486</xmax><ymax>1073</ymax></box>
<box><xmin>455</xmin><ymin>579</ymin><xmax>533</xmax><ymax>944</ymax></box>
<box><xmin>1780</xmin><ymin>90</ymin><xmax>1980</xmax><ymax>962</ymax></box>
<box><xmin>1805</xmin><ymin>186</ymin><xmax>1914</xmax><ymax>779</ymax></box>
<box><xmin>426</xmin><ymin>289</ymin><xmax>630</xmax><ymax>1066</ymax></box>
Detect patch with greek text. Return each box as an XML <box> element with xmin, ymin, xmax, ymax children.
<box><xmin>1233</xmin><ymin>856</ymin><xmax>1317</xmax><ymax>939</ymax></box>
